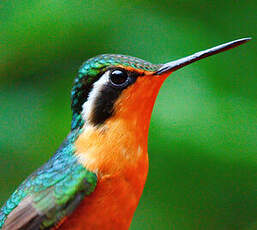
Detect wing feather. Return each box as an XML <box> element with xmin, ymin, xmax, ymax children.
<box><xmin>0</xmin><ymin>133</ymin><xmax>97</xmax><ymax>230</ymax></box>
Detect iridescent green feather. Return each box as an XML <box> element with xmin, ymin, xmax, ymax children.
<box><xmin>0</xmin><ymin>130</ymin><xmax>97</xmax><ymax>229</ymax></box>
<box><xmin>79</xmin><ymin>54</ymin><xmax>160</xmax><ymax>77</ymax></box>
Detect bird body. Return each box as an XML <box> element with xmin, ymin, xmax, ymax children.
<box><xmin>0</xmin><ymin>38</ymin><xmax>250</xmax><ymax>230</ymax></box>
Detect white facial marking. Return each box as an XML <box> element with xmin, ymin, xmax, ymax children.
<box><xmin>81</xmin><ymin>70</ymin><xmax>110</xmax><ymax>125</ymax></box>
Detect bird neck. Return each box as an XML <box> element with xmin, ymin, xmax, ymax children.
<box><xmin>74</xmin><ymin>117</ymin><xmax>149</xmax><ymax>178</ymax></box>
<box><xmin>74</xmin><ymin>75</ymin><xmax>166</xmax><ymax>178</ymax></box>
<box><xmin>71</xmin><ymin>113</ymin><xmax>84</xmax><ymax>130</ymax></box>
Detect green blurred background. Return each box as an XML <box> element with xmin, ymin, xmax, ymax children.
<box><xmin>0</xmin><ymin>0</ymin><xmax>256</xmax><ymax>229</ymax></box>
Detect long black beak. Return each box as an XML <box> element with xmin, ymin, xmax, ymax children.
<box><xmin>155</xmin><ymin>38</ymin><xmax>251</xmax><ymax>75</ymax></box>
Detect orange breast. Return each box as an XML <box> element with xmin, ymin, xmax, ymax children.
<box><xmin>60</xmin><ymin>154</ymin><xmax>148</xmax><ymax>230</ymax></box>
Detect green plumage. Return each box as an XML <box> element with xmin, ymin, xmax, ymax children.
<box><xmin>79</xmin><ymin>54</ymin><xmax>160</xmax><ymax>76</ymax></box>
<box><xmin>0</xmin><ymin>130</ymin><xmax>97</xmax><ymax>229</ymax></box>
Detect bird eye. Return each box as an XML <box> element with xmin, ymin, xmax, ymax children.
<box><xmin>109</xmin><ymin>69</ymin><xmax>129</xmax><ymax>87</ymax></box>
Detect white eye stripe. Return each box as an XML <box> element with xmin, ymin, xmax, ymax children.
<box><xmin>81</xmin><ymin>70</ymin><xmax>110</xmax><ymax>125</ymax></box>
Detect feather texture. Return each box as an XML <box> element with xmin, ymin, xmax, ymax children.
<box><xmin>0</xmin><ymin>131</ymin><xmax>97</xmax><ymax>230</ymax></box>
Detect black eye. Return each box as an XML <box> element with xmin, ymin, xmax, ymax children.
<box><xmin>109</xmin><ymin>69</ymin><xmax>129</xmax><ymax>87</ymax></box>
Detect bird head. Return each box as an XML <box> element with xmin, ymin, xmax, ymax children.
<box><xmin>71</xmin><ymin>38</ymin><xmax>251</xmax><ymax>132</ymax></box>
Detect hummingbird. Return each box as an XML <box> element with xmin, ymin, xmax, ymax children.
<box><xmin>0</xmin><ymin>38</ymin><xmax>251</xmax><ymax>230</ymax></box>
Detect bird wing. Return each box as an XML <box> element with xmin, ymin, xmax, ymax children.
<box><xmin>0</xmin><ymin>143</ymin><xmax>97</xmax><ymax>230</ymax></box>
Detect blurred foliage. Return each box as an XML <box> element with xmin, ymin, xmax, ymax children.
<box><xmin>0</xmin><ymin>0</ymin><xmax>256</xmax><ymax>229</ymax></box>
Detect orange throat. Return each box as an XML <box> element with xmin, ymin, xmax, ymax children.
<box><xmin>70</xmin><ymin>74</ymin><xmax>166</xmax><ymax>229</ymax></box>
<box><xmin>75</xmin><ymin>74</ymin><xmax>166</xmax><ymax>177</ymax></box>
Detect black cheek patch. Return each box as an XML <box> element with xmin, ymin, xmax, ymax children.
<box><xmin>90</xmin><ymin>83</ymin><xmax>123</xmax><ymax>125</ymax></box>
<box><xmin>90</xmin><ymin>73</ymin><xmax>138</xmax><ymax>126</ymax></box>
